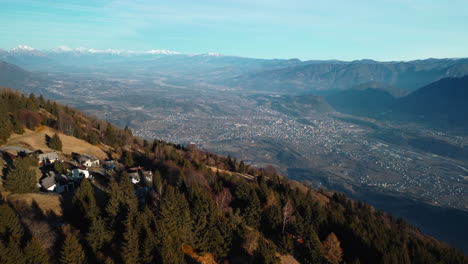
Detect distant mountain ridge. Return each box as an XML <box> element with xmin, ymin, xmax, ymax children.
<box><xmin>326</xmin><ymin>75</ymin><xmax>468</xmax><ymax>128</ymax></box>
<box><xmin>0</xmin><ymin>45</ymin><xmax>307</xmax><ymax>78</ymax></box>
<box><xmin>395</xmin><ymin>75</ymin><xmax>468</xmax><ymax>127</ymax></box>
<box><xmin>3</xmin><ymin>45</ymin><xmax>183</xmax><ymax>56</ymax></box>
<box><xmin>2</xmin><ymin>45</ymin><xmax>468</xmax><ymax>93</ymax></box>
<box><xmin>0</xmin><ymin>60</ymin><xmax>55</xmax><ymax>97</ymax></box>
<box><xmin>326</xmin><ymin>88</ymin><xmax>396</xmax><ymax>116</ymax></box>
<box><xmin>230</xmin><ymin>58</ymin><xmax>468</xmax><ymax>93</ymax></box>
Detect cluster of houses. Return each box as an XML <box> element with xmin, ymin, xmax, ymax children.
<box><xmin>37</xmin><ymin>152</ymin><xmax>153</xmax><ymax>194</ymax></box>
<box><xmin>38</xmin><ymin>152</ymin><xmax>101</xmax><ymax>193</ymax></box>
<box><xmin>128</xmin><ymin>167</ymin><xmax>153</xmax><ymax>185</ymax></box>
<box><xmin>1</xmin><ymin>146</ymin><xmax>154</xmax><ymax>194</ymax></box>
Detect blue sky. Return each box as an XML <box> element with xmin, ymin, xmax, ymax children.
<box><xmin>1</xmin><ymin>0</ymin><xmax>467</xmax><ymax>60</ymax></box>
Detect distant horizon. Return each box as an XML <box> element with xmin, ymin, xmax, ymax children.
<box><xmin>1</xmin><ymin>44</ymin><xmax>467</xmax><ymax>63</ymax></box>
<box><xmin>1</xmin><ymin>1</ymin><xmax>468</xmax><ymax>61</ymax></box>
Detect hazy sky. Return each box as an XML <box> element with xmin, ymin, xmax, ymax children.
<box><xmin>1</xmin><ymin>0</ymin><xmax>467</xmax><ymax>60</ymax></box>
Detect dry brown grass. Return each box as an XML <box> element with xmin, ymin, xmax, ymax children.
<box><xmin>288</xmin><ymin>180</ymin><xmax>330</xmax><ymax>205</ymax></box>
<box><xmin>182</xmin><ymin>244</ymin><xmax>217</xmax><ymax>264</ymax></box>
<box><xmin>5</xmin><ymin>191</ymin><xmax>61</xmax><ymax>250</ymax></box>
<box><xmin>278</xmin><ymin>254</ymin><xmax>300</xmax><ymax>264</ymax></box>
<box><xmin>3</xmin><ymin>126</ymin><xmax>107</xmax><ymax>159</ymax></box>
<box><xmin>8</xmin><ymin>192</ymin><xmax>63</xmax><ymax>216</ymax></box>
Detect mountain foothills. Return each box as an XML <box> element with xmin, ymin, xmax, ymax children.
<box><xmin>0</xmin><ymin>61</ymin><xmax>53</xmax><ymax>98</ymax></box>
<box><xmin>327</xmin><ymin>75</ymin><xmax>468</xmax><ymax>128</ymax></box>
<box><xmin>0</xmin><ymin>90</ymin><xmax>467</xmax><ymax>264</ymax></box>
<box><xmin>228</xmin><ymin>58</ymin><xmax>468</xmax><ymax>92</ymax></box>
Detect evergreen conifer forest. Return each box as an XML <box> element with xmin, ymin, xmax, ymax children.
<box><xmin>0</xmin><ymin>89</ymin><xmax>467</xmax><ymax>264</ymax></box>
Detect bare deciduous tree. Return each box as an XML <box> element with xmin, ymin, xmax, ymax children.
<box><xmin>215</xmin><ymin>188</ymin><xmax>232</xmax><ymax>212</ymax></box>
<box><xmin>282</xmin><ymin>200</ymin><xmax>295</xmax><ymax>233</ymax></box>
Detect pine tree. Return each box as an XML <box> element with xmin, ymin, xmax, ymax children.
<box><xmin>0</xmin><ymin>236</ymin><xmax>26</xmax><ymax>264</ymax></box>
<box><xmin>87</xmin><ymin>130</ymin><xmax>100</xmax><ymax>145</ymax></box>
<box><xmin>123</xmin><ymin>150</ymin><xmax>135</xmax><ymax>167</ymax></box>
<box><xmin>121</xmin><ymin>215</ymin><xmax>140</xmax><ymax>264</ymax></box>
<box><xmin>141</xmin><ymin>228</ymin><xmax>156</xmax><ymax>264</ymax></box>
<box><xmin>105</xmin><ymin>173</ymin><xmax>138</xmax><ymax>232</ymax></box>
<box><xmin>120</xmin><ymin>172</ymin><xmax>138</xmax><ymax>214</ymax></box>
<box><xmin>158</xmin><ymin>232</ymin><xmax>182</xmax><ymax>264</ymax></box>
<box><xmin>11</xmin><ymin>113</ymin><xmax>24</xmax><ymax>134</ymax></box>
<box><xmin>254</xmin><ymin>239</ymin><xmax>278</xmax><ymax>264</ymax></box>
<box><xmin>86</xmin><ymin>217</ymin><xmax>112</xmax><ymax>253</ymax></box>
<box><xmin>0</xmin><ymin>203</ymin><xmax>24</xmax><ymax>245</ymax></box>
<box><xmin>239</xmin><ymin>160</ymin><xmax>247</xmax><ymax>173</ymax></box>
<box><xmin>236</xmin><ymin>185</ymin><xmax>261</xmax><ymax>228</ymax></box>
<box><xmin>53</xmin><ymin>160</ymin><xmax>68</xmax><ymax>174</ymax></box>
<box><xmin>24</xmin><ymin>237</ymin><xmax>49</xmax><ymax>264</ymax></box>
<box><xmin>73</xmin><ymin>178</ymin><xmax>100</xmax><ymax>222</ymax></box>
<box><xmin>261</xmin><ymin>205</ymin><xmax>282</xmax><ymax>237</ymax></box>
<box><xmin>38</xmin><ymin>94</ymin><xmax>46</xmax><ymax>108</ymax></box>
<box><xmin>189</xmin><ymin>185</ymin><xmax>225</xmax><ymax>256</ymax></box>
<box><xmin>124</xmin><ymin>125</ymin><xmax>133</xmax><ymax>136</ymax></box>
<box><xmin>60</xmin><ymin>228</ymin><xmax>87</xmax><ymax>264</ymax></box>
<box><xmin>3</xmin><ymin>158</ymin><xmax>37</xmax><ymax>194</ymax></box>
<box><xmin>137</xmin><ymin>208</ymin><xmax>158</xmax><ymax>263</ymax></box>
<box><xmin>104</xmin><ymin>123</ymin><xmax>119</xmax><ymax>146</ymax></box>
<box><xmin>51</xmin><ymin>102</ymin><xmax>59</xmax><ymax>116</ymax></box>
<box><xmin>215</xmin><ymin>214</ymin><xmax>236</xmax><ymax>258</ymax></box>
<box><xmin>26</xmin><ymin>93</ymin><xmax>39</xmax><ymax>111</ymax></box>
<box><xmin>105</xmin><ymin>177</ymin><xmax>123</xmax><ymax>220</ymax></box>
<box><xmin>0</xmin><ymin>112</ymin><xmax>12</xmax><ymax>144</ymax></box>
<box><xmin>47</xmin><ymin>133</ymin><xmax>63</xmax><ymax>151</ymax></box>
<box><xmin>156</xmin><ymin>186</ymin><xmax>193</xmax><ymax>264</ymax></box>
<box><xmin>298</xmin><ymin>229</ymin><xmax>325</xmax><ymax>264</ymax></box>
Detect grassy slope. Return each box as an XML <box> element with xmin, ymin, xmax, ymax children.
<box><xmin>7</xmin><ymin>192</ymin><xmax>62</xmax><ymax>216</ymax></box>
<box><xmin>1</xmin><ymin>126</ymin><xmax>107</xmax><ymax>218</ymax></box>
<box><xmin>3</xmin><ymin>125</ymin><xmax>107</xmax><ymax>159</ymax></box>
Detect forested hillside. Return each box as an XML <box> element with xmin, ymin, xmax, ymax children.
<box><xmin>0</xmin><ymin>89</ymin><xmax>467</xmax><ymax>264</ymax></box>
<box><xmin>325</xmin><ymin>75</ymin><xmax>468</xmax><ymax>130</ymax></box>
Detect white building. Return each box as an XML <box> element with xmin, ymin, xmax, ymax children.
<box><xmin>71</xmin><ymin>168</ymin><xmax>90</xmax><ymax>179</ymax></box>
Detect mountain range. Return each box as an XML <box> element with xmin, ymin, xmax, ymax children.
<box><xmin>1</xmin><ymin>49</ymin><xmax>468</xmax><ymax>129</ymax></box>
<box><xmin>229</xmin><ymin>58</ymin><xmax>468</xmax><ymax>93</ymax></box>
<box><xmin>2</xmin><ymin>46</ymin><xmax>468</xmax><ymax>93</ymax></box>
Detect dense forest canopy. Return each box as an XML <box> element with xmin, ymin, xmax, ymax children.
<box><xmin>0</xmin><ymin>89</ymin><xmax>466</xmax><ymax>264</ymax></box>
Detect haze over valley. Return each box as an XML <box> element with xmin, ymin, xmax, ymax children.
<box><xmin>1</xmin><ymin>46</ymin><xmax>468</xmax><ymax>252</ymax></box>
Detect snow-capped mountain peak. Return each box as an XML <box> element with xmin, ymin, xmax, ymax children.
<box><xmin>147</xmin><ymin>49</ymin><xmax>181</xmax><ymax>55</ymax></box>
<box><xmin>12</xmin><ymin>45</ymin><xmax>36</xmax><ymax>51</ymax></box>
<box><xmin>54</xmin><ymin>45</ymin><xmax>73</xmax><ymax>52</ymax></box>
<box><xmin>5</xmin><ymin>45</ymin><xmax>230</xmax><ymax>58</ymax></box>
<box><xmin>9</xmin><ymin>45</ymin><xmax>45</xmax><ymax>56</ymax></box>
<box><xmin>48</xmin><ymin>46</ymin><xmax>182</xmax><ymax>56</ymax></box>
<box><xmin>207</xmin><ymin>52</ymin><xmax>224</xmax><ymax>57</ymax></box>
<box><xmin>189</xmin><ymin>52</ymin><xmax>226</xmax><ymax>57</ymax></box>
